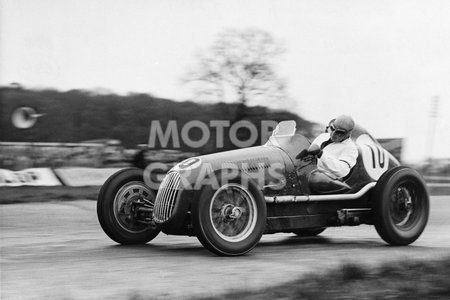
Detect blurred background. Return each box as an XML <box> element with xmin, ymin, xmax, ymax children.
<box><xmin>0</xmin><ymin>0</ymin><xmax>449</xmax><ymax>178</ymax></box>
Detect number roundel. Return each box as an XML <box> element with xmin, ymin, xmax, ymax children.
<box><xmin>176</xmin><ymin>157</ymin><xmax>202</xmax><ymax>170</ymax></box>
<box><xmin>356</xmin><ymin>134</ymin><xmax>389</xmax><ymax>180</ymax></box>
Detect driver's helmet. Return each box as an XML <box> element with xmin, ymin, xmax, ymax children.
<box><xmin>333</xmin><ymin>115</ymin><xmax>355</xmax><ymax>132</ymax></box>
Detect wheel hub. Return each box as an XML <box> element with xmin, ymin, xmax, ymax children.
<box><xmin>114</xmin><ymin>182</ymin><xmax>155</xmax><ymax>233</ymax></box>
<box><xmin>120</xmin><ymin>196</ymin><xmax>151</xmax><ymax>222</ymax></box>
<box><xmin>393</xmin><ymin>187</ymin><xmax>413</xmax><ymax>227</ymax></box>
<box><xmin>221</xmin><ymin>204</ymin><xmax>244</xmax><ymax>220</ymax></box>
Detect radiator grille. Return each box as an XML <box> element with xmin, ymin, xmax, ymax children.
<box><xmin>153</xmin><ymin>171</ymin><xmax>182</xmax><ymax>223</ymax></box>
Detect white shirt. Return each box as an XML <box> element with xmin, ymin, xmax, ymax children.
<box><xmin>310</xmin><ymin>132</ymin><xmax>358</xmax><ymax>179</ymax></box>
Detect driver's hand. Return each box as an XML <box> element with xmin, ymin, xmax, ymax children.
<box><xmin>295</xmin><ymin>149</ymin><xmax>308</xmax><ymax>160</ymax></box>
<box><xmin>302</xmin><ymin>154</ymin><xmax>316</xmax><ymax>162</ymax></box>
<box><xmin>296</xmin><ymin>148</ymin><xmax>321</xmax><ymax>162</ymax></box>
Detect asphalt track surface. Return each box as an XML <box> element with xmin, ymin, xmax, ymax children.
<box><xmin>1</xmin><ymin>196</ymin><xmax>449</xmax><ymax>299</ymax></box>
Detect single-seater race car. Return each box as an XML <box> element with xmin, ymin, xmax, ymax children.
<box><xmin>97</xmin><ymin>121</ymin><xmax>429</xmax><ymax>256</ymax></box>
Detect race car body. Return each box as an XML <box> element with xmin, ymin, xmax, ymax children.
<box><xmin>97</xmin><ymin>121</ymin><xmax>429</xmax><ymax>256</ymax></box>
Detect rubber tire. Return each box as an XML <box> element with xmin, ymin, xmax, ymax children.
<box><xmin>292</xmin><ymin>227</ymin><xmax>326</xmax><ymax>237</ymax></box>
<box><xmin>372</xmin><ymin>166</ymin><xmax>429</xmax><ymax>246</ymax></box>
<box><xmin>192</xmin><ymin>173</ymin><xmax>267</xmax><ymax>256</ymax></box>
<box><xmin>97</xmin><ymin>168</ymin><xmax>160</xmax><ymax>244</ymax></box>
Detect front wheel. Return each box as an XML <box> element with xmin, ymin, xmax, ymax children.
<box><xmin>193</xmin><ymin>173</ymin><xmax>266</xmax><ymax>256</ymax></box>
<box><xmin>372</xmin><ymin>166</ymin><xmax>429</xmax><ymax>246</ymax></box>
<box><xmin>97</xmin><ymin>168</ymin><xmax>160</xmax><ymax>244</ymax></box>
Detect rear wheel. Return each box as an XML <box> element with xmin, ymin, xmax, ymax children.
<box><xmin>372</xmin><ymin>166</ymin><xmax>429</xmax><ymax>245</ymax></box>
<box><xmin>97</xmin><ymin>168</ymin><xmax>160</xmax><ymax>244</ymax></box>
<box><xmin>193</xmin><ymin>173</ymin><xmax>266</xmax><ymax>256</ymax></box>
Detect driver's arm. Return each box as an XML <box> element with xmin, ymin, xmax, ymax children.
<box><xmin>308</xmin><ymin>133</ymin><xmax>329</xmax><ymax>155</ymax></box>
<box><xmin>297</xmin><ymin>134</ymin><xmax>328</xmax><ymax>159</ymax></box>
<box><xmin>307</xmin><ymin>143</ymin><xmax>320</xmax><ymax>155</ymax></box>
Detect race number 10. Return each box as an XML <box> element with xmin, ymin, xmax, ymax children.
<box><xmin>356</xmin><ymin>134</ymin><xmax>389</xmax><ymax>180</ymax></box>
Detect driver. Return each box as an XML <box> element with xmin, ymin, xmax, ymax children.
<box><xmin>297</xmin><ymin>115</ymin><xmax>358</xmax><ymax>181</ymax></box>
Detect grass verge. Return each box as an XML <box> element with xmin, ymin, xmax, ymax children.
<box><xmin>193</xmin><ymin>257</ymin><xmax>450</xmax><ymax>300</ymax></box>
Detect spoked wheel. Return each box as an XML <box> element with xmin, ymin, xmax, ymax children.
<box><xmin>97</xmin><ymin>168</ymin><xmax>160</xmax><ymax>244</ymax></box>
<box><xmin>372</xmin><ymin>166</ymin><xmax>429</xmax><ymax>246</ymax></box>
<box><xmin>193</xmin><ymin>173</ymin><xmax>266</xmax><ymax>256</ymax></box>
<box><xmin>210</xmin><ymin>183</ymin><xmax>258</xmax><ymax>243</ymax></box>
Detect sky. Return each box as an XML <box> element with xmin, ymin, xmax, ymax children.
<box><xmin>1</xmin><ymin>0</ymin><xmax>449</xmax><ymax>162</ymax></box>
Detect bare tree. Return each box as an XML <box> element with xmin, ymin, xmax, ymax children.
<box><xmin>184</xmin><ymin>28</ymin><xmax>287</xmax><ymax>107</ymax></box>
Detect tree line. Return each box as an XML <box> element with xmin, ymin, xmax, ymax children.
<box><xmin>0</xmin><ymin>86</ymin><xmax>314</xmax><ymax>154</ymax></box>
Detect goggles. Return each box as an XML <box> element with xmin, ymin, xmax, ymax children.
<box><xmin>329</xmin><ymin>123</ymin><xmax>347</xmax><ymax>135</ymax></box>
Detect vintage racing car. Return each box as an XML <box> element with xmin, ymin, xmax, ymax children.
<box><xmin>97</xmin><ymin>121</ymin><xmax>429</xmax><ymax>256</ymax></box>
